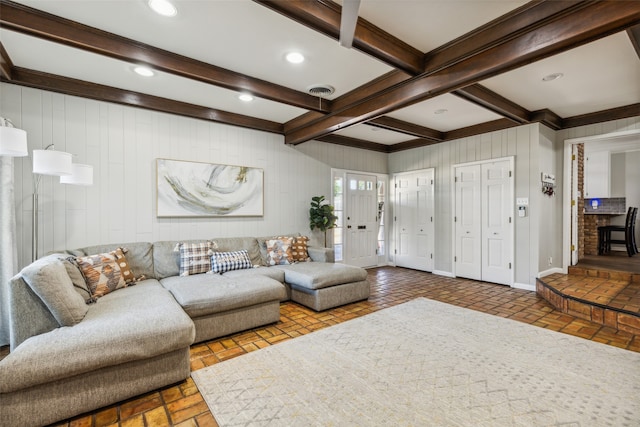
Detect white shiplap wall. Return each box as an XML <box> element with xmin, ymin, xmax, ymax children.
<box><xmin>295</xmin><ymin>140</ymin><xmax>388</xmax><ymax>174</ymax></box>
<box><xmin>1</xmin><ymin>83</ymin><xmax>331</xmax><ymax>270</ymax></box>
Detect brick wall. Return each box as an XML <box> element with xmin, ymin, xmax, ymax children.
<box><xmin>584</xmin><ymin>214</ymin><xmax>611</xmax><ymax>255</ymax></box>
<box><xmin>577</xmin><ymin>144</ymin><xmax>585</xmax><ymax>259</ymax></box>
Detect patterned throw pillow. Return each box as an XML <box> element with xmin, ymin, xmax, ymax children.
<box><xmin>75</xmin><ymin>248</ymin><xmax>133</xmax><ymax>299</ymax></box>
<box><xmin>176</xmin><ymin>241</ymin><xmax>214</xmax><ymax>276</ymax></box>
<box><xmin>266</xmin><ymin>237</ymin><xmax>293</xmax><ymax>265</ymax></box>
<box><xmin>210</xmin><ymin>250</ymin><xmax>253</xmax><ymax>274</ymax></box>
<box><xmin>291</xmin><ymin>236</ymin><xmax>311</xmax><ymax>262</ymax></box>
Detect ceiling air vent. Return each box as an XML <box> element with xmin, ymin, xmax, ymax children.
<box><xmin>307</xmin><ymin>84</ymin><xmax>335</xmax><ymax>97</ymax></box>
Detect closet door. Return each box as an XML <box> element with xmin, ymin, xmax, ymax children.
<box><xmin>481</xmin><ymin>160</ymin><xmax>513</xmax><ymax>285</ymax></box>
<box><xmin>394</xmin><ymin>169</ymin><xmax>435</xmax><ymax>272</ymax></box>
<box><xmin>454</xmin><ymin>159</ymin><xmax>513</xmax><ymax>285</ymax></box>
<box><xmin>454</xmin><ymin>165</ymin><xmax>482</xmax><ymax>280</ymax></box>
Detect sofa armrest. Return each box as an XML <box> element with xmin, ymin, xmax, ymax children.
<box><xmin>307</xmin><ymin>246</ymin><xmax>335</xmax><ymax>263</ymax></box>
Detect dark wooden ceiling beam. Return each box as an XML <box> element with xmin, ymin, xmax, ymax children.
<box><xmin>452</xmin><ymin>84</ymin><xmax>530</xmax><ymax>124</ymax></box>
<box><xmin>285</xmin><ymin>1</ymin><xmax>640</xmax><ymax>145</ymax></box>
<box><xmin>254</xmin><ymin>0</ymin><xmax>424</xmax><ymax>75</ymax></box>
<box><xmin>5</xmin><ymin>67</ymin><xmax>283</xmax><ymax>134</ymax></box>
<box><xmin>530</xmin><ymin>109</ymin><xmax>563</xmax><ymax>130</ymax></box>
<box><xmin>562</xmin><ymin>103</ymin><xmax>640</xmax><ymax>129</ymax></box>
<box><xmin>0</xmin><ymin>41</ymin><xmax>12</xmax><ymax>80</ymax></box>
<box><xmin>367</xmin><ymin>116</ymin><xmax>443</xmax><ymax>141</ymax></box>
<box><xmin>0</xmin><ymin>0</ymin><xmax>328</xmax><ymax>113</ymax></box>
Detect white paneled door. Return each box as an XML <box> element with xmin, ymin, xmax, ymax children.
<box><xmin>345</xmin><ymin>173</ymin><xmax>378</xmax><ymax>268</ymax></box>
<box><xmin>394</xmin><ymin>169</ymin><xmax>435</xmax><ymax>272</ymax></box>
<box><xmin>454</xmin><ymin>165</ymin><xmax>482</xmax><ymax>280</ymax></box>
<box><xmin>454</xmin><ymin>159</ymin><xmax>513</xmax><ymax>285</ymax></box>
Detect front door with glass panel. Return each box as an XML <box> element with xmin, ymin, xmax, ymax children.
<box><xmin>345</xmin><ymin>173</ymin><xmax>378</xmax><ymax>267</ymax></box>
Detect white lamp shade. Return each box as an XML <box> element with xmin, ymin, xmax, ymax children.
<box><xmin>60</xmin><ymin>163</ymin><xmax>93</xmax><ymax>185</ymax></box>
<box><xmin>33</xmin><ymin>149</ymin><xmax>73</xmax><ymax>176</ymax></box>
<box><xmin>0</xmin><ymin>126</ymin><xmax>28</xmax><ymax>157</ymax></box>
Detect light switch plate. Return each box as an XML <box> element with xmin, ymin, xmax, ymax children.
<box><xmin>516</xmin><ymin>197</ymin><xmax>529</xmax><ymax>206</ymax></box>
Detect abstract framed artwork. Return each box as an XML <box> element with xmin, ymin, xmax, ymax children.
<box><xmin>156</xmin><ymin>158</ymin><xmax>264</xmax><ymax>217</ymax></box>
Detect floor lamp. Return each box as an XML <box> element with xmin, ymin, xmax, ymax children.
<box><xmin>32</xmin><ymin>145</ymin><xmax>94</xmax><ymax>261</ymax></box>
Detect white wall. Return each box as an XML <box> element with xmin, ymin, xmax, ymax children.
<box><xmin>1</xmin><ymin>83</ymin><xmax>332</xmax><ymax>270</ymax></box>
<box><xmin>538</xmin><ymin>124</ymin><xmax>563</xmax><ymax>273</ymax></box>
<box><xmin>295</xmin><ymin>140</ymin><xmax>388</xmax><ymax>174</ymax></box>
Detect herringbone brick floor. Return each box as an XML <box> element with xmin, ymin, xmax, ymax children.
<box><xmin>26</xmin><ymin>266</ymin><xmax>640</xmax><ymax>426</ymax></box>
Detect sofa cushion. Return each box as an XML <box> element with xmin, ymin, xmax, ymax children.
<box><xmin>153</xmin><ymin>239</ymin><xmax>205</xmax><ymax>279</ymax></box>
<box><xmin>265</xmin><ymin>237</ymin><xmax>293</xmax><ymax>265</ymax></box>
<box><xmin>20</xmin><ymin>255</ymin><xmax>88</xmax><ymax>327</ymax></box>
<box><xmin>75</xmin><ymin>248</ymin><xmax>131</xmax><ymax>298</ymax></box>
<box><xmin>211</xmin><ymin>237</ymin><xmax>262</xmax><ymax>267</ymax></box>
<box><xmin>62</xmin><ymin>258</ymin><xmax>92</xmax><ymax>302</ymax></box>
<box><xmin>176</xmin><ymin>241</ymin><xmax>214</xmax><ymax>276</ymax></box>
<box><xmin>222</xmin><ymin>266</ymin><xmax>286</xmax><ymax>283</ymax></box>
<box><xmin>160</xmin><ymin>275</ymin><xmax>285</xmax><ymax>318</ymax></box>
<box><xmin>274</xmin><ymin>262</ymin><xmax>368</xmax><ymax>290</ymax></box>
<box><xmin>80</xmin><ymin>242</ymin><xmax>154</xmax><ymax>280</ymax></box>
<box><xmin>211</xmin><ymin>250</ymin><xmax>252</xmax><ymax>274</ymax></box>
<box><xmin>290</xmin><ymin>235</ymin><xmax>311</xmax><ymax>262</ymax></box>
<box><xmin>257</xmin><ymin>232</ymin><xmax>301</xmax><ymax>266</ymax></box>
<box><xmin>0</xmin><ymin>280</ymin><xmax>194</xmax><ymax>394</ymax></box>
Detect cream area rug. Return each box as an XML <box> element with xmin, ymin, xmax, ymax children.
<box><xmin>192</xmin><ymin>298</ymin><xmax>640</xmax><ymax>426</ymax></box>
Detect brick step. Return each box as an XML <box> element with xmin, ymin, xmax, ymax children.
<box><xmin>537</xmin><ymin>272</ymin><xmax>640</xmax><ymax>335</ymax></box>
<box><xmin>567</xmin><ymin>265</ymin><xmax>640</xmax><ymax>283</ymax></box>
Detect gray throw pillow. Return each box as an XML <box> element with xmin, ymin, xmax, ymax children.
<box><xmin>21</xmin><ymin>258</ymin><xmax>89</xmax><ymax>326</ymax></box>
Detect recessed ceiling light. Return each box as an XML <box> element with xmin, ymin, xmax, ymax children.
<box><xmin>285</xmin><ymin>52</ymin><xmax>305</xmax><ymax>64</ymax></box>
<box><xmin>434</xmin><ymin>109</ymin><xmax>448</xmax><ymax>115</ymax></box>
<box><xmin>133</xmin><ymin>66</ymin><xmax>155</xmax><ymax>77</ymax></box>
<box><xmin>148</xmin><ymin>0</ymin><xmax>177</xmax><ymax>17</ymax></box>
<box><xmin>238</xmin><ymin>94</ymin><xmax>254</xmax><ymax>102</ymax></box>
<box><xmin>542</xmin><ymin>72</ymin><xmax>564</xmax><ymax>82</ymax></box>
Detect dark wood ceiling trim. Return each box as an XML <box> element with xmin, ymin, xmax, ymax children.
<box><xmin>0</xmin><ymin>41</ymin><xmax>12</xmax><ymax>80</ymax></box>
<box><xmin>315</xmin><ymin>134</ymin><xmax>391</xmax><ymax>153</ymax></box>
<box><xmin>254</xmin><ymin>0</ymin><xmax>424</xmax><ymax>75</ymax></box>
<box><xmin>367</xmin><ymin>116</ymin><xmax>443</xmax><ymax>141</ymax></box>
<box><xmin>452</xmin><ymin>84</ymin><xmax>530</xmax><ymax>124</ymax></box>
<box><xmin>529</xmin><ymin>109</ymin><xmax>563</xmax><ymax>130</ymax></box>
<box><xmin>285</xmin><ymin>2</ymin><xmax>640</xmax><ymax>145</ymax></box>
<box><xmin>627</xmin><ymin>24</ymin><xmax>640</xmax><ymax>59</ymax></box>
<box><xmin>5</xmin><ymin>68</ymin><xmax>283</xmax><ymax>134</ymax></box>
<box><xmin>0</xmin><ymin>0</ymin><xmax>328</xmax><ymax>113</ymax></box>
<box><xmin>562</xmin><ymin>103</ymin><xmax>640</xmax><ymax>129</ymax></box>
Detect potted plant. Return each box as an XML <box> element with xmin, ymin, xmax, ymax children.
<box><xmin>309</xmin><ymin>195</ymin><xmax>338</xmax><ymax>247</ymax></box>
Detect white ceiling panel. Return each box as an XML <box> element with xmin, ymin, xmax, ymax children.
<box><xmin>389</xmin><ymin>94</ymin><xmax>504</xmax><ymax>132</ymax></box>
<box><xmin>482</xmin><ymin>32</ymin><xmax>640</xmax><ymax>118</ymax></box>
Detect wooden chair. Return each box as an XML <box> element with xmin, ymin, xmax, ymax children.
<box><xmin>598</xmin><ymin>207</ymin><xmax>638</xmax><ymax>257</ymax></box>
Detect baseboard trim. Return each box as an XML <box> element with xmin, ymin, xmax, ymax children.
<box><xmin>538</xmin><ymin>267</ymin><xmax>563</xmax><ymax>278</ymax></box>
<box><xmin>433</xmin><ymin>270</ymin><xmax>455</xmax><ymax>278</ymax></box>
<box><xmin>512</xmin><ymin>282</ymin><xmax>536</xmax><ymax>292</ymax></box>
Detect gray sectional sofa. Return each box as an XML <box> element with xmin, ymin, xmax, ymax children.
<box><xmin>0</xmin><ymin>234</ymin><xmax>369</xmax><ymax>426</ymax></box>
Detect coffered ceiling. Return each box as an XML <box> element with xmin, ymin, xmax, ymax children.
<box><xmin>1</xmin><ymin>0</ymin><xmax>639</xmax><ymax>152</ymax></box>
